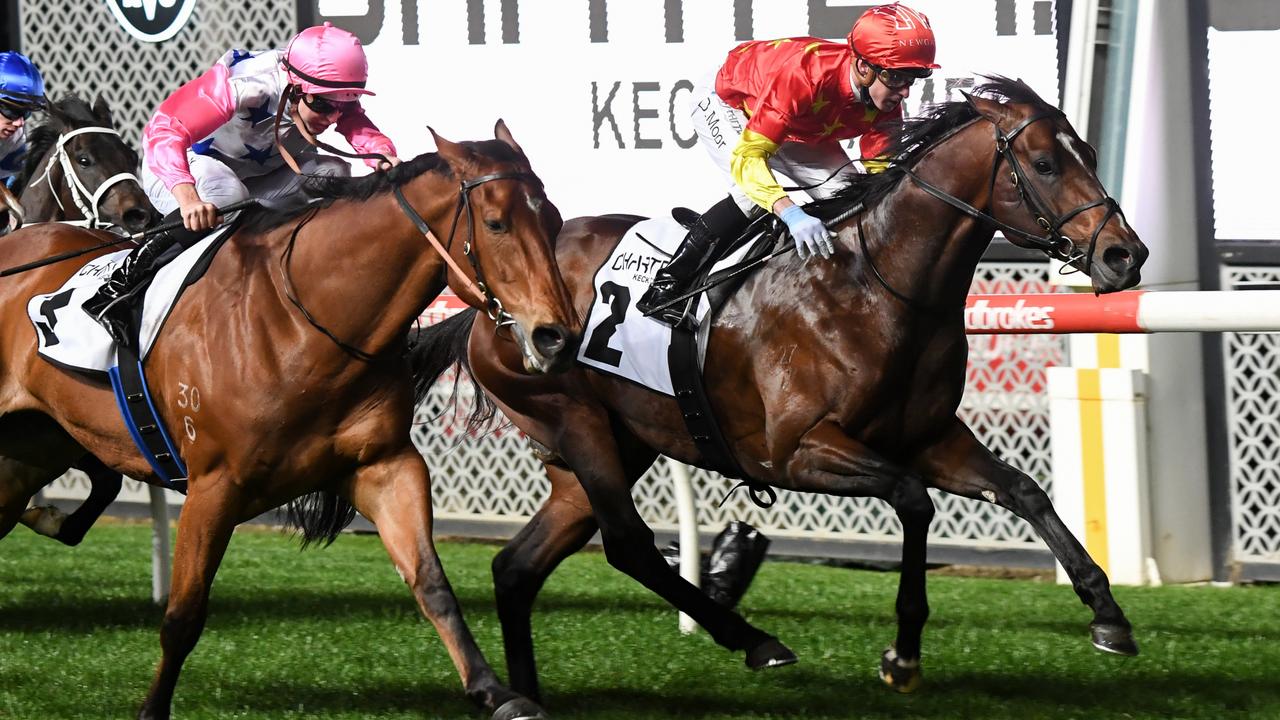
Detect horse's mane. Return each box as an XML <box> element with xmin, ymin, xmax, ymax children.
<box><xmin>239</xmin><ymin>138</ymin><xmax>527</xmax><ymax>235</ymax></box>
<box><xmin>810</xmin><ymin>75</ymin><xmax>1056</xmax><ymax>219</ymax></box>
<box><xmin>12</xmin><ymin>95</ymin><xmax>104</xmax><ymax>194</ymax></box>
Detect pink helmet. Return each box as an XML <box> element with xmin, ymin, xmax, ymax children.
<box><xmin>283</xmin><ymin>22</ymin><xmax>374</xmax><ymax>101</ymax></box>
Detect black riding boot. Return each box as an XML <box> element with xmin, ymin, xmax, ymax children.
<box><xmin>82</xmin><ymin>230</ymin><xmax>179</xmax><ymax>348</ymax></box>
<box><xmin>638</xmin><ymin>196</ymin><xmax>751</xmax><ymax>327</ymax></box>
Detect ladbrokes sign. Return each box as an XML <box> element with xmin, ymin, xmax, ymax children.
<box><xmin>107</xmin><ymin>0</ymin><xmax>196</xmax><ymax>43</ymax></box>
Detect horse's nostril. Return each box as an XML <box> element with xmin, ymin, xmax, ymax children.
<box><xmin>1103</xmin><ymin>245</ymin><xmax>1133</xmax><ymax>273</ymax></box>
<box><xmin>531</xmin><ymin>324</ymin><xmax>568</xmax><ymax>357</ymax></box>
<box><xmin>123</xmin><ymin>207</ymin><xmax>151</xmax><ymax>231</ymax></box>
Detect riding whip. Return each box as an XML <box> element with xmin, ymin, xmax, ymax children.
<box><xmin>0</xmin><ymin>198</ymin><xmax>260</xmax><ymax>277</ymax></box>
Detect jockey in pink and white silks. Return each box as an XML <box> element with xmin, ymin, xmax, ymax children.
<box><xmin>85</xmin><ymin>23</ymin><xmax>401</xmax><ymax>346</ymax></box>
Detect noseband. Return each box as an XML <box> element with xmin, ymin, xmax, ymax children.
<box><xmin>31</xmin><ymin>126</ymin><xmax>142</xmax><ymax>229</ymax></box>
<box><xmin>901</xmin><ymin>107</ymin><xmax>1125</xmax><ymax>275</ymax></box>
<box><xmin>393</xmin><ymin>171</ymin><xmax>542</xmax><ymax>336</ymax></box>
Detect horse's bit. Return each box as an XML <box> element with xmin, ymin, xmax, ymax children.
<box><xmin>30</xmin><ymin>126</ymin><xmax>142</xmax><ymax>229</ymax></box>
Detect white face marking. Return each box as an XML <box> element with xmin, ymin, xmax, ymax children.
<box><xmin>525</xmin><ymin>191</ymin><xmax>542</xmax><ymax>214</ymax></box>
<box><xmin>1056</xmin><ymin>131</ymin><xmax>1086</xmax><ymax>168</ymax></box>
<box><xmin>982</xmin><ymin>490</ymin><xmax>997</xmax><ymax>504</ymax></box>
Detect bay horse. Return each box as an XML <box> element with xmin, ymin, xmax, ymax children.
<box><xmin>7</xmin><ymin>94</ymin><xmax>159</xmax><ymax>546</ymax></box>
<box><xmin>409</xmin><ymin>78</ymin><xmax>1149</xmax><ymax>704</ymax></box>
<box><xmin>0</xmin><ymin>122</ymin><xmax>575</xmax><ymax>720</ymax></box>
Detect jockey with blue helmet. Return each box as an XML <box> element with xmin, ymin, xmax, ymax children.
<box><xmin>0</xmin><ymin>51</ymin><xmax>48</xmax><ymax>187</ymax></box>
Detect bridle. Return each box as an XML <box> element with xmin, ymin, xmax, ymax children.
<box><xmin>29</xmin><ymin>126</ymin><xmax>142</xmax><ymax>229</ymax></box>
<box><xmin>393</xmin><ymin>171</ymin><xmax>542</xmax><ymax>335</ymax></box>
<box><xmin>900</xmin><ymin>104</ymin><xmax>1124</xmax><ymax>276</ymax></box>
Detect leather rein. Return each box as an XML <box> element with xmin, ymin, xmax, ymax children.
<box><xmin>271</xmin><ymin>86</ymin><xmax>536</xmax><ymax>358</ymax></box>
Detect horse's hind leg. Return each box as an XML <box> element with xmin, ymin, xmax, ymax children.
<box><xmin>492</xmin><ymin>461</ymin><xmax>602</xmax><ymax>702</ymax></box>
<box><xmin>21</xmin><ymin>454</ymin><xmax>123</xmax><ymax>545</ymax></box>
<box><xmin>138</xmin><ymin>475</ymin><xmax>243</xmax><ymax>720</ymax></box>
<box><xmin>917</xmin><ymin>420</ymin><xmax>1137</xmax><ymax>656</ymax></box>
<box><xmin>347</xmin><ymin>448</ymin><xmax>545</xmax><ymax>720</ymax></box>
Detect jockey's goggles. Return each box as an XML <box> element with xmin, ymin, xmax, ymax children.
<box><xmin>301</xmin><ymin>93</ymin><xmax>357</xmax><ymax>116</ymax></box>
<box><xmin>870</xmin><ymin>64</ymin><xmax>932</xmax><ymax>90</ymax></box>
<box><xmin>0</xmin><ymin>99</ymin><xmax>34</xmax><ymax>121</ymax></box>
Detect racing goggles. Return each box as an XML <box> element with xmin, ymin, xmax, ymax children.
<box><xmin>301</xmin><ymin>94</ymin><xmax>358</xmax><ymax>116</ymax></box>
<box><xmin>869</xmin><ymin>64</ymin><xmax>932</xmax><ymax>90</ymax></box>
<box><xmin>0</xmin><ymin>100</ymin><xmax>35</xmax><ymax>121</ymax></box>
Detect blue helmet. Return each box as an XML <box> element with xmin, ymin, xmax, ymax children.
<box><xmin>0</xmin><ymin>52</ymin><xmax>47</xmax><ymax>110</ymax></box>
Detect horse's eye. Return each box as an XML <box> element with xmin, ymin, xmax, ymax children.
<box><xmin>1033</xmin><ymin>159</ymin><xmax>1054</xmax><ymax>175</ymax></box>
<box><xmin>76</xmin><ymin>155</ymin><xmax>93</xmax><ymax>167</ymax></box>
<box><xmin>485</xmin><ymin>219</ymin><xmax>506</xmax><ymax>233</ymax></box>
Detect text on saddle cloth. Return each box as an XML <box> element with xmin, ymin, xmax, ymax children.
<box><xmin>27</xmin><ymin>225</ymin><xmax>235</xmax><ymax>374</ymax></box>
<box><xmin>576</xmin><ymin>215</ymin><xmax>756</xmax><ymax>396</ymax></box>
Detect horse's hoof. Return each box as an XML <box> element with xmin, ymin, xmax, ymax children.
<box><xmin>879</xmin><ymin>645</ymin><xmax>922</xmax><ymax>693</ymax></box>
<box><xmin>492</xmin><ymin>697</ymin><xmax>549</xmax><ymax>720</ymax></box>
<box><xmin>745</xmin><ymin>637</ymin><xmax>798</xmax><ymax>670</ymax></box>
<box><xmin>1090</xmin><ymin>623</ymin><xmax>1139</xmax><ymax>656</ymax></box>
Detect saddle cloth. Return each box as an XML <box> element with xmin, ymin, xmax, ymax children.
<box><xmin>576</xmin><ymin>216</ymin><xmax>756</xmax><ymax>396</ymax></box>
<box><xmin>27</xmin><ymin>226</ymin><xmax>233</xmax><ymax>374</ymax></box>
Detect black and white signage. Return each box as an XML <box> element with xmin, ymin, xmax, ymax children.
<box><xmin>107</xmin><ymin>0</ymin><xmax>197</xmax><ymax>43</ymax></box>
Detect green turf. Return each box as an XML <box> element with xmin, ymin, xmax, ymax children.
<box><xmin>1</xmin><ymin>521</ymin><xmax>1277</xmax><ymax>719</ymax></box>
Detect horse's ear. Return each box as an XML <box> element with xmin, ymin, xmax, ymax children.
<box><xmin>92</xmin><ymin>94</ymin><xmax>114</xmax><ymax>127</ymax></box>
<box><xmin>494</xmin><ymin>119</ymin><xmax>524</xmax><ymax>156</ymax></box>
<box><xmin>965</xmin><ymin>93</ymin><xmax>1010</xmax><ymax>126</ymax></box>
<box><xmin>429</xmin><ymin>126</ymin><xmax>470</xmax><ymax>165</ymax></box>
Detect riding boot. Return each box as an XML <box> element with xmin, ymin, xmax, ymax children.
<box><xmin>81</xmin><ymin>230</ymin><xmax>179</xmax><ymax>348</ymax></box>
<box><xmin>638</xmin><ymin>196</ymin><xmax>750</xmax><ymax>327</ymax></box>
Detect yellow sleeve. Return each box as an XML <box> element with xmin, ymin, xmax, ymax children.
<box><xmin>862</xmin><ymin>157</ymin><xmax>890</xmax><ymax>174</ymax></box>
<box><xmin>729</xmin><ymin>129</ymin><xmax>786</xmax><ymax>211</ymax></box>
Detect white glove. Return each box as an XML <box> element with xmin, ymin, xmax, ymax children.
<box><xmin>779</xmin><ymin>205</ymin><xmax>834</xmax><ymax>261</ymax></box>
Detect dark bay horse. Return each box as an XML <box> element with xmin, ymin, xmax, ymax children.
<box><xmin>0</xmin><ymin>122</ymin><xmax>575</xmax><ymax>720</ymax></box>
<box><xmin>11</xmin><ymin>94</ymin><xmax>156</xmax><ymax>232</ymax></box>
<box><xmin>410</xmin><ymin>78</ymin><xmax>1149</xmax><ymax>704</ymax></box>
<box><xmin>7</xmin><ymin>95</ymin><xmax>158</xmax><ymax>546</ymax></box>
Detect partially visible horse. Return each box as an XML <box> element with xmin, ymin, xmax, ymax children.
<box><xmin>13</xmin><ymin>94</ymin><xmax>156</xmax><ymax>232</ymax></box>
<box><xmin>0</xmin><ymin>122</ymin><xmax>576</xmax><ymax>720</ymax></box>
<box><xmin>410</xmin><ymin>78</ymin><xmax>1149</xmax><ymax>705</ymax></box>
<box><xmin>5</xmin><ymin>94</ymin><xmax>159</xmax><ymax>546</ymax></box>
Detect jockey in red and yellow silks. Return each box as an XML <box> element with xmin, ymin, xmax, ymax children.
<box><xmin>638</xmin><ymin>2</ymin><xmax>940</xmax><ymax>327</ymax></box>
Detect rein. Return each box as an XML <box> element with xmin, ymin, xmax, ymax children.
<box><xmin>29</xmin><ymin>126</ymin><xmax>142</xmax><ymax>229</ymax></box>
<box><xmin>279</xmin><ymin>169</ymin><xmax>540</xmax><ymax>360</ymax></box>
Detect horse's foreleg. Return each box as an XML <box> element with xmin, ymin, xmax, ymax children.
<box><xmin>347</xmin><ymin>449</ymin><xmax>545</xmax><ymax>720</ymax></box>
<box><xmin>26</xmin><ymin>455</ymin><xmax>124</xmax><ymax>546</ymax></box>
<box><xmin>2</xmin><ymin>456</ymin><xmax>67</xmax><ymax>540</ymax></box>
<box><xmin>138</xmin><ymin>478</ymin><xmax>241</xmax><ymax>720</ymax></box>
<box><xmin>784</xmin><ymin>422</ymin><xmax>935</xmax><ymax>692</ymax></box>
<box><xmin>493</xmin><ymin>461</ymin><xmax>599</xmax><ymax>702</ymax></box>
<box><xmin>917</xmin><ymin>420</ymin><xmax>1137</xmax><ymax>656</ymax></box>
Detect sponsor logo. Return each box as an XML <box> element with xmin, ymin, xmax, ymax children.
<box><xmin>107</xmin><ymin>0</ymin><xmax>197</xmax><ymax>44</ymax></box>
<box><xmin>964</xmin><ymin>298</ymin><xmax>1056</xmax><ymax>331</ymax></box>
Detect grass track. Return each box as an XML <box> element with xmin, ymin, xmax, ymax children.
<box><xmin>1</xmin><ymin>521</ymin><xmax>1277</xmax><ymax>719</ymax></box>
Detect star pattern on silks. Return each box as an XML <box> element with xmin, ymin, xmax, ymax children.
<box><xmin>767</xmin><ymin>38</ymin><xmax>793</xmax><ymax>49</ymax></box>
<box><xmin>820</xmin><ymin>118</ymin><xmax>845</xmax><ymax>138</ymax></box>
<box><xmin>241</xmin><ymin>100</ymin><xmax>272</xmax><ymax>126</ymax></box>
<box><xmin>191</xmin><ymin>138</ymin><xmax>215</xmax><ymax>155</ymax></box>
<box><xmin>228</xmin><ymin>49</ymin><xmax>255</xmax><ymax>67</ymax></box>
<box><xmin>810</xmin><ymin>94</ymin><xmax>830</xmax><ymax>114</ymax></box>
<box><xmin>239</xmin><ymin>142</ymin><xmax>273</xmax><ymax>165</ymax></box>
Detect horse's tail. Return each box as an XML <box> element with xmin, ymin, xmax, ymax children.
<box><xmin>406</xmin><ymin>307</ymin><xmax>498</xmax><ymax>435</ymax></box>
<box><xmin>282</xmin><ymin>492</ymin><xmax>356</xmax><ymax>549</ymax></box>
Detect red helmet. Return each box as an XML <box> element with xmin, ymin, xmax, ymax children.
<box><xmin>848</xmin><ymin>3</ymin><xmax>940</xmax><ymax>70</ymax></box>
